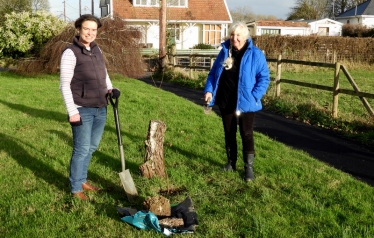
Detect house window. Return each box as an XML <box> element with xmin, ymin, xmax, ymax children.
<box><xmin>134</xmin><ymin>0</ymin><xmax>159</xmax><ymax>6</ymax></box>
<box><xmin>133</xmin><ymin>0</ymin><xmax>187</xmax><ymax>7</ymax></box>
<box><xmin>261</xmin><ymin>29</ymin><xmax>280</xmax><ymax>35</ymax></box>
<box><xmin>168</xmin><ymin>0</ymin><xmax>187</xmax><ymax>7</ymax></box>
<box><xmin>167</xmin><ymin>24</ymin><xmax>180</xmax><ymax>44</ymax></box>
<box><xmin>204</xmin><ymin>24</ymin><xmax>222</xmax><ymax>45</ymax></box>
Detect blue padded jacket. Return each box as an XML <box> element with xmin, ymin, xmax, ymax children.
<box><xmin>204</xmin><ymin>38</ymin><xmax>270</xmax><ymax>113</ymax></box>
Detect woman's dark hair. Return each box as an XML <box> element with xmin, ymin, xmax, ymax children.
<box><xmin>74</xmin><ymin>14</ymin><xmax>102</xmax><ymax>29</ymax></box>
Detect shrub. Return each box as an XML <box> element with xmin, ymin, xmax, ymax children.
<box><xmin>0</xmin><ymin>11</ymin><xmax>67</xmax><ymax>59</ymax></box>
<box><xmin>16</xmin><ymin>15</ymin><xmax>145</xmax><ymax>78</ymax></box>
<box><xmin>152</xmin><ymin>67</ymin><xmax>207</xmax><ymax>90</ymax></box>
<box><xmin>192</xmin><ymin>43</ymin><xmax>215</xmax><ymax>49</ymax></box>
<box><xmin>342</xmin><ymin>24</ymin><xmax>374</xmax><ymax>37</ymax></box>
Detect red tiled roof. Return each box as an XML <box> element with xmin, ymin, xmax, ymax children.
<box><xmin>113</xmin><ymin>0</ymin><xmax>231</xmax><ymax>22</ymax></box>
<box><xmin>250</xmin><ymin>20</ymin><xmax>309</xmax><ymax>27</ymax></box>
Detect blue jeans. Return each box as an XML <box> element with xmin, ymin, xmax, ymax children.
<box><xmin>69</xmin><ymin>106</ymin><xmax>107</xmax><ymax>193</ymax></box>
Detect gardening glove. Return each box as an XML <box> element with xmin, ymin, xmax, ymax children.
<box><xmin>111</xmin><ymin>88</ymin><xmax>121</xmax><ymax>99</ymax></box>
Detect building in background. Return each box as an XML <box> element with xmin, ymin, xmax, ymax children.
<box><xmin>100</xmin><ymin>0</ymin><xmax>232</xmax><ymax>49</ymax></box>
<box><xmin>247</xmin><ymin>20</ymin><xmax>310</xmax><ymax>36</ymax></box>
<box><xmin>247</xmin><ymin>19</ymin><xmax>343</xmax><ymax>36</ymax></box>
<box><xmin>335</xmin><ymin>0</ymin><xmax>374</xmax><ymax>28</ymax></box>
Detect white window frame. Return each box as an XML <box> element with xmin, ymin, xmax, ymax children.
<box><xmin>133</xmin><ymin>0</ymin><xmax>159</xmax><ymax>7</ymax></box>
<box><xmin>203</xmin><ymin>24</ymin><xmax>223</xmax><ymax>45</ymax></box>
<box><xmin>167</xmin><ymin>0</ymin><xmax>187</xmax><ymax>7</ymax></box>
<box><xmin>133</xmin><ymin>0</ymin><xmax>187</xmax><ymax>7</ymax></box>
<box><xmin>261</xmin><ymin>29</ymin><xmax>281</xmax><ymax>35</ymax></box>
<box><xmin>167</xmin><ymin>24</ymin><xmax>181</xmax><ymax>42</ymax></box>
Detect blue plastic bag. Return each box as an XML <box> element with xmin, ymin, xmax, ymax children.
<box><xmin>121</xmin><ymin>210</ymin><xmax>162</xmax><ymax>233</ymax></box>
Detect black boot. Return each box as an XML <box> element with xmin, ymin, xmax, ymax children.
<box><xmin>223</xmin><ymin>148</ymin><xmax>237</xmax><ymax>171</ymax></box>
<box><xmin>243</xmin><ymin>154</ymin><xmax>255</xmax><ymax>181</ymax></box>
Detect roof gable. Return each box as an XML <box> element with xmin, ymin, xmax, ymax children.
<box><xmin>299</xmin><ymin>18</ymin><xmax>343</xmax><ymax>25</ymax></box>
<box><xmin>113</xmin><ymin>0</ymin><xmax>231</xmax><ymax>22</ymax></box>
<box><xmin>337</xmin><ymin>0</ymin><xmax>374</xmax><ymax>17</ymax></box>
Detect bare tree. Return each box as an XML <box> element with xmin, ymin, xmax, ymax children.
<box><xmin>328</xmin><ymin>0</ymin><xmax>368</xmax><ymax>18</ymax></box>
<box><xmin>230</xmin><ymin>6</ymin><xmax>255</xmax><ymax>22</ymax></box>
<box><xmin>288</xmin><ymin>0</ymin><xmax>369</xmax><ymax>20</ymax></box>
<box><xmin>287</xmin><ymin>0</ymin><xmax>330</xmax><ymax>20</ymax></box>
<box><xmin>32</xmin><ymin>0</ymin><xmax>50</xmax><ymax>12</ymax></box>
<box><xmin>230</xmin><ymin>6</ymin><xmax>280</xmax><ymax>22</ymax></box>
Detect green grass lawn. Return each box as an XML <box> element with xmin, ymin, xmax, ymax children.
<box><xmin>265</xmin><ymin>66</ymin><xmax>374</xmax><ymax>147</ymax></box>
<box><xmin>156</xmin><ymin>65</ymin><xmax>374</xmax><ymax>147</ymax></box>
<box><xmin>0</xmin><ymin>72</ymin><xmax>373</xmax><ymax>237</ymax></box>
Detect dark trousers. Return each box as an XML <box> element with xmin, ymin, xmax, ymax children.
<box><xmin>219</xmin><ymin>107</ymin><xmax>255</xmax><ymax>155</ymax></box>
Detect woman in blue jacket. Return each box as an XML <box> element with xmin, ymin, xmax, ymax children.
<box><xmin>204</xmin><ymin>21</ymin><xmax>270</xmax><ymax>182</ymax></box>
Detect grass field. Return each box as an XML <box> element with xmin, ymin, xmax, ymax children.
<box><xmin>0</xmin><ymin>71</ymin><xmax>373</xmax><ymax>237</ymax></box>
<box><xmin>156</xmin><ymin>65</ymin><xmax>374</xmax><ymax>147</ymax></box>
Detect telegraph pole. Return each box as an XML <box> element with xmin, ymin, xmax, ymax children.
<box><xmin>79</xmin><ymin>0</ymin><xmax>82</xmax><ymax>16</ymax></box>
<box><xmin>92</xmin><ymin>0</ymin><xmax>94</xmax><ymax>15</ymax></box>
<box><xmin>63</xmin><ymin>1</ymin><xmax>66</xmax><ymax>21</ymax></box>
<box><xmin>332</xmin><ymin>0</ymin><xmax>335</xmax><ymax>20</ymax></box>
<box><xmin>159</xmin><ymin>0</ymin><xmax>167</xmax><ymax>71</ymax></box>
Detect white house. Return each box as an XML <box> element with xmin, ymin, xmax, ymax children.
<box><xmin>247</xmin><ymin>19</ymin><xmax>343</xmax><ymax>36</ymax></box>
<box><xmin>299</xmin><ymin>18</ymin><xmax>343</xmax><ymax>36</ymax></box>
<box><xmin>100</xmin><ymin>0</ymin><xmax>232</xmax><ymax>49</ymax></box>
<box><xmin>335</xmin><ymin>0</ymin><xmax>374</xmax><ymax>27</ymax></box>
<box><xmin>247</xmin><ymin>20</ymin><xmax>310</xmax><ymax>36</ymax></box>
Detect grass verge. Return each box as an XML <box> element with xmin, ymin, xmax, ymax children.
<box><xmin>0</xmin><ymin>72</ymin><xmax>373</xmax><ymax>237</ymax></box>
<box><xmin>153</xmin><ymin>66</ymin><xmax>374</xmax><ymax>148</ymax></box>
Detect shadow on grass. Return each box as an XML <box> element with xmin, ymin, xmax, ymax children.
<box><xmin>0</xmin><ymin>99</ymin><xmax>67</xmax><ymax>123</ymax></box>
<box><xmin>0</xmin><ymin>97</ymin><xmax>236</xmax><ymax>203</ymax></box>
<box><xmin>138</xmin><ymin>76</ymin><xmax>374</xmax><ymax>187</ymax></box>
<box><xmin>0</xmin><ymin>99</ymin><xmax>145</xmax><ymax>205</ymax></box>
<box><xmin>0</xmin><ymin>132</ymin><xmax>69</xmax><ymax>192</ymax></box>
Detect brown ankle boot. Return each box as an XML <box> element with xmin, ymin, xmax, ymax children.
<box><xmin>72</xmin><ymin>192</ymin><xmax>88</xmax><ymax>201</ymax></box>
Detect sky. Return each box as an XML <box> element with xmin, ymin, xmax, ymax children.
<box><xmin>49</xmin><ymin>0</ymin><xmax>295</xmax><ymax>21</ymax></box>
<box><xmin>49</xmin><ymin>0</ymin><xmax>101</xmax><ymax>21</ymax></box>
<box><xmin>225</xmin><ymin>0</ymin><xmax>294</xmax><ymax>19</ymax></box>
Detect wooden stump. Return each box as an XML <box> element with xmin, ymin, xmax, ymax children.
<box><xmin>139</xmin><ymin>120</ymin><xmax>167</xmax><ymax>178</ymax></box>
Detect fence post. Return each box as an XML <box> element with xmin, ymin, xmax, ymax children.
<box><xmin>210</xmin><ymin>57</ymin><xmax>214</xmax><ymax>69</ymax></box>
<box><xmin>171</xmin><ymin>45</ymin><xmax>176</xmax><ymax>68</ymax></box>
<box><xmin>332</xmin><ymin>62</ymin><xmax>340</xmax><ymax>118</ymax></box>
<box><xmin>275</xmin><ymin>54</ymin><xmax>282</xmax><ymax>97</ymax></box>
<box><xmin>189</xmin><ymin>56</ymin><xmax>193</xmax><ymax>78</ymax></box>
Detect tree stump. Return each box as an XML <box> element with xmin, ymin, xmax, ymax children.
<box><xmin>139</xmin><ymin>120</ymin><xmax>167</xmax><ymax>178</ymax></box>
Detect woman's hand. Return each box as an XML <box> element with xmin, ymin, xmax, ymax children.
<box><xmin>204</xmin><ymin>92</ymin><xmax>212</xmax><ymax>104</ymax></box>
<box><xmin>69</xmin><ymin>113</ymin><xmax>81</xmax><ymax>123</ymax></box>
<box><xmin>69</xmin><ymin>113</ymin><xmax>82</xmax><ymax>126</ymax></box>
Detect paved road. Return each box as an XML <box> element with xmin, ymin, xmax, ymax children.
<box><xmin>137</xmin><ymin>77</ymin><xmax>374</xmax><ymax>187</ymax></box>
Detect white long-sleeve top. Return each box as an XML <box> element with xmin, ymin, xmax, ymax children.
<box><xmin>59</xmin><ymin>48</ymin><xmax>113</xmax><ymax>117</ymax></box>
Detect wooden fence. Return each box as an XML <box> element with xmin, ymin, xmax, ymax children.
<box><xmin>267</xmin><ymin>55</ymin><xmax>374</xmax><ymax>118</ymax></box>
<box><xmin>141</xmin><ymin>48</ymin><xmax>219</xmax><ymax>74</ymax></box>
<box><xmin>142</xmin><ymin>50</ymin><xmax>374</xmax><ymax>118</ymax></box>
